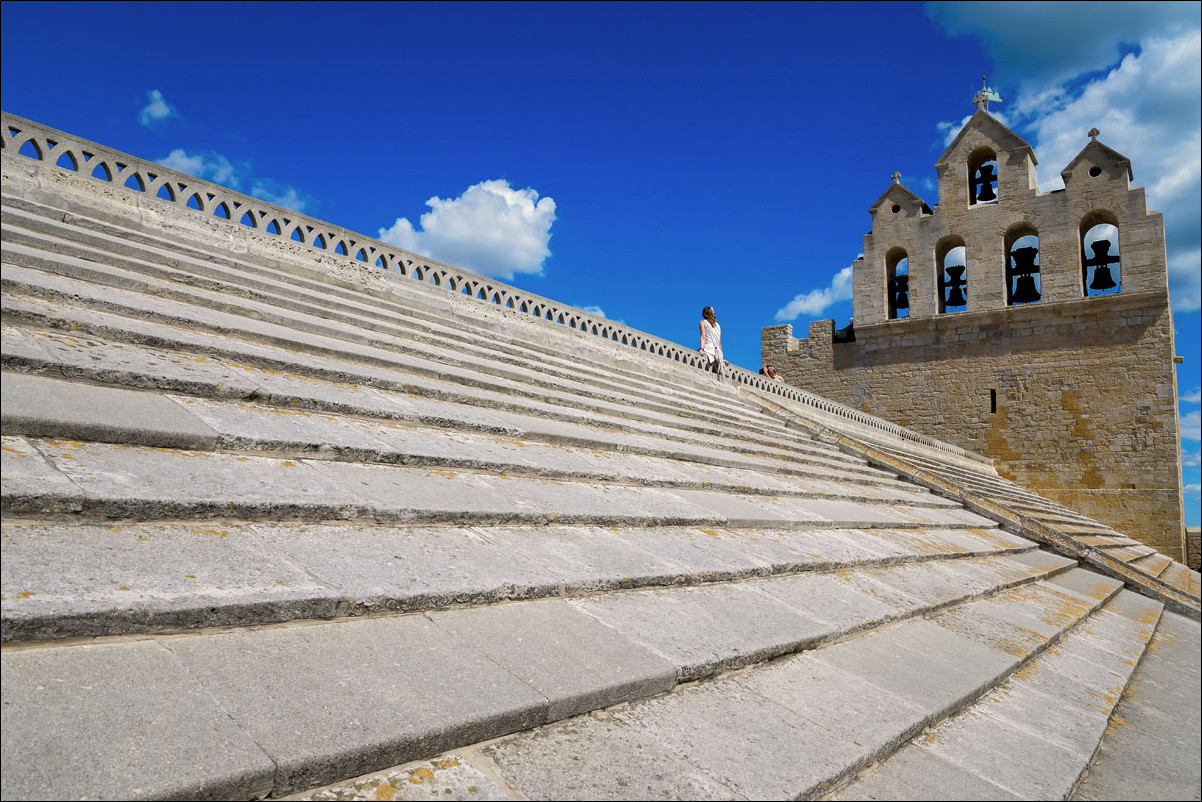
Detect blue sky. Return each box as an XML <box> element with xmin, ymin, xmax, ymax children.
<box><xmin>2</xmin><ymin>1</ymin><xmax>1198</xmax><ymax>523</ymax></box>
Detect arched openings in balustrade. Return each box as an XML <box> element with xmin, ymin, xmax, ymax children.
<box><xmin>92</xmin><ymin>162</ymin><xmax>112</xmax><ymax>182</ymax></box>
<box><xmin>968</xmin><ymin>147</ymin><xmax>999</xmax><ymax>206</ymax></box>
<box><xmin>157</xmin><ymin>183</ymin><xmax>177</xmax><ymax>202</ymax></box>
<box><xmin>214</xmin><ymin>202</ymin><xmax>230</xmax><ymax>220</ymax></box>
<box><xmin>124</xmin><ymin>173</ymin><xmax>146</xmax><ymax>192</ymax></box>
<box><xmin>187</xmin><ymin>193</ymin><xmax>204</xmax><ymax>211</ymax></box>
<box><xmin>1005</xmin><ymin>225</ymin><xmax>1041</xmax><ymax>305</ymax></box>
<box><xmin>1080</xmin><ymin>212</ymin><xmax>1121</xmax><ymax>297</ymax></box>
<box><xmin>56</xmin><ymin>150</ymin><xmax>78</xmax><ymax>171</ymax></box>
<box><xmin>239</xmin><ymin>211</ymin><xmax>256</xmax><ymax>228</ymax></box>
<box><xmin>265</xmin><ymin>219</ymin><xmax>281</xmax><ymax>235</ymax></box>
<box><xmin>885</xmin><ymin>247</ymin><xmax>910</xmax><ymax>320</ymax></box>
<box><xmin>935</xmin><ymin>236</ymin><xmax>968</xmax><ymax>313</ymax></box>
<box><xmin>18</xmin><ymin>139</ymin><xmax>42</xmax><ymax>160</ymax></box>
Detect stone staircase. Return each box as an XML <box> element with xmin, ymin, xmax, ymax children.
<box><xmin>2</xmin><ymin>125</ymin><xmax>1199</xmax><ymax>801</ymax></box>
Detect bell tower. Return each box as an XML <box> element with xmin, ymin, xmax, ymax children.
<box><xmin>762</xmin><ymin>91</ymin><xmax>1185</xmax><ymax>561</ymax></box>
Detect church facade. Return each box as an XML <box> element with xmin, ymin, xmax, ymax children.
<box><xmin>762</xmin><ymin>106</ymin><xmax>1186</xmax><ymax>561</ymax></box>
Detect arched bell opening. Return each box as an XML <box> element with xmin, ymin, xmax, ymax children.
<box><xmin>936</xmin><ymin>237</ymin><xmax>968</xmax><ymax>314</ymax></box>
<box><xmin>886</xmin><ymin>247</ymin><xmax>910</xmax><ymax>320</ymax></box>
<box><xmin>1080</xmin><ymin>213</ymin><xmax>1121</xmax><ymax>298</ymax></box>
<box><xmin>967</xmin><ymin>147</ymin><xmax>999</xmax><ymax>206</ymax></box>
<box><xmin>1005</xmin><ymin>226</ymin><xmax>1041</xmax><ymax>306</ymax></box>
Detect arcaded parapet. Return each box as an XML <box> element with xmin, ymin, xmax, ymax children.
<box><xmin>765</xmin><ymin>109</ymin><xmax>1184</xmax><ymax>560</ymax></box>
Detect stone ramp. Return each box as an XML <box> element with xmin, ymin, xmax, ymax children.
<box><xmin>2</xmin><ymin>119</ymin><xmax>1199</xmax><ymax>801</ymax></box>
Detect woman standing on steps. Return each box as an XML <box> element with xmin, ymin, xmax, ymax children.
<box><xmin>698</xmin><ymin>306</ymin><xmax>724</xmax><ymax>377</ymax></box>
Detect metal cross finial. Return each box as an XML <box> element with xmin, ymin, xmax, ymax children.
<box><xmin>1088</xmin><ymin>127</ymin><xmax>1100</xmax><ymax>140</ymax></box>
<box><xmin>973</xmin><ymin>77</ymin><xmax>1003</xmax><ymax>112</ymax></box>
<box><xmin>892</xmin><ymin>171</ymin><xmax>902</xmax><ymax>184</ymax></box>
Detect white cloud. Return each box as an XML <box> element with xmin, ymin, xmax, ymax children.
<box><xmin>156</xmin><ymin>148</ymin><xmax>240</xmax><ymax>188</ymax></box>
<box><xmin>1183</xmin><ymin>451</ymin><xmax>1201</xmax><ymax>469</ymax></box>
<box><xmin>138</xmin><ymin>89</ymin><xmax>177</xmax><ymax>128</ymax></box>
<box><xmin>775</xmin><ymin>265</ymin><xmax>854</xmax><ymax>321</ymax></box>
<box><xmin>1185</xmin><ymin>483</ymin><xmax>1201</xmax><ymax>498</ymax></box>
<box><xmin>926</xmin><ymin>1</ymin><xmax>1198</xmax><ymax>93</ymax></box>
<box><xmin>378</xmin><ymin>179</ymin><xmax>556</xmax><ymax>280</ymax></box>
<box><xmin>1183</xmin><ymin>387</ymin><xmax>1202</xmax><ymax>405</ymax></box>
<box><xmin>251</xmin><ymin>181</ymin><xmax>308</xmax><ymax>213</ymax></box>
<box><xmin>1182</xmin><ymin>410</ymin><xmax>1201</xmax><ymax>441</ymax></box>
<box><xmin>578</xmin><ymin>305</ymin><xmax>607</xmax><ymax>319</ymax></box>
<box><xmin>928</xmin><ymin>4</ymin><xmax>1202</xmax><ymax>312</ymax></box>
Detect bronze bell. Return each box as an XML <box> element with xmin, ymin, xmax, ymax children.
<box><xmin>891</xmin><ymin>274</ymin><xmax>910</xmax><ymax>310</ymax></box>
<box><xmin>974</xmin><ymin>165</ymin><xmax>998</xmax><ymax>202</ymax></box>
<box><xmin>943</xmin><ymin>265</ymin><xmax>967</xmax><ymax>307</ymax></box>
<box><xmin>1009</xmin><ymin>246</ymin><xmax>1041</xmax><ymax>304</ymax></box>
<box><xmin>1011</xmin><ymin>275</ymin><xmax>1040</xmax><ymax>304</ymax></box>
<box><xmin>1089</xmin><ymin>265</ymin><xmax>1117</xmax><ymax>291</ymax></box>
<box><xmin>1085</xmin><ymin>240</ymin><xmax>1118</xmax><ymax>291</ymax></box>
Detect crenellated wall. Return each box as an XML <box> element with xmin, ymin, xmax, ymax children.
<box><xmin>764</xmin><ymin>109</ymin><xmax>1185</xmax><ymax>560</ymax></box>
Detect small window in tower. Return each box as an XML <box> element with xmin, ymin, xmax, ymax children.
<box><xmin>887</xmin><ymin>250</ymin><xmax>910</xmax><ymax>320</ymax></box>
<box><xmin>1082</xmin><ymin>222</ymin><xmax>1121</xmax><ymax>297</ymax></box>
<box><xmin>1006</xmin><ymin>234</ymin><xmax>1041</xmax><ymax>305</ymax></box>
<box><xmin>990</xmin><ymin>389</ymin><xmax>997</xmax><ymax>414</ymax></box>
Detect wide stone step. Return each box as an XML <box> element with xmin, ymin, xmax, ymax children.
<box><xmin>0</xmin><ymin>235</ymin><xmax>796</xmax><ymax>447</ymax></box>
<box><xmin>0</xmin><ymin>283</ymin><xmax>873</xmax><ymax>480</ymax></box>
<box><xmin>281</xmin><ymin>567</ymin><xmax>1125</xmax><ymax>802</ymax></box>
<box><xmin>0</xmin><ymin>372</ymin><xmax>950</xmax><ymax>509</ymax></box>
<box><xmin>0</xmin><ymin>551</ymin><xmax>1080</xmax><ymax>800</ymax></box>
<box><xmin>1</xmin><ymin>207</ymin><xmax>784</xmax><ymax>439</ymax></box>
<box><xmin>0</xmin><ymin>520</ymin><xmax>1047</xmax><ymax>643</ymax></box>
<box><xmin>0</xmin><ymin>307</ymin><xmax>898</xmax><ymax>484</ymax></box>
<box><xmin>0</xmin><ymin>434</ymin><xmax>997</xmax><ymax>531</ymax></box>
<box><xmin>1070</xmin><ymin>610</ymin><xmax>1201</xmax><ymax>801</ymax></box>
<box><xmin>829</xmin><ymin>588</ymin><xmax>1164</xmax><ymax>800</ymax></box>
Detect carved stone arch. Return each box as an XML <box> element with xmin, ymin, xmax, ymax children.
<box><xmin>17</xmin><ymin>137</ymin><xmax>43</xmax><ymax>160</ymax></box>
<box><xmin>55</xmin><ymin>149</ymin><xmax>79</xmax><ymax>171</ymax></box>
<box><xmin>967</xmin><ymin>146</ymin><xmax>999</xmax><ymax>206</ymax></box>
<box><xmin>885</xmin><ymin>246</ymin><xmax>910</xmax><ymax>320</ymax></box>
<box><xmin>935</xmin><ymin>235</ymin><xmax>968</xmax><ymax>313</ymax></box>
<box><xmin>1079</xmin><ymin>210</ymin><xmax>1121</xmax><ymax>297</ymax></box>
<box><xmin>1004</xmin><ymin>223</ymin><xmax>1041</xmax><ymax>305</ymax></box>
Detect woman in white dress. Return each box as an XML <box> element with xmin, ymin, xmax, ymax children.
<box><xmin>698</xmin><ymin>306</ymin><xmax>724</xmax><ymax>377</ymax></box>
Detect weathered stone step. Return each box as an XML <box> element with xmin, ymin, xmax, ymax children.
<box><xmin>0</xmin><ymin>275</ymin><xmax>868</xmax><ymax>478</ymax></box>
<box><xmin>0</xmin><ymin>521</ymin><xmax>1045</xmax><ymax>643</ymax></box>
<box><xmin>0</xmin><ymin>237</ymin><xmax>794</xmax><ymax>445</ymax></box>
<box><xmin>1</xmin><ymin>435</ymin><xmax>996</xmax><ymax>530</ymax></box>
<box><xmin>1</xmin><ymin>207</ymin><xmax>781</xmax><ymax>437</ymax></box>
<box><xmin>285</xmin><ymin>567</ymin><xmax>1124</xmax><ymax>802</ymax></box>
<box><xmin>1070</xmin><ymin>610</ymin><xmax>1201</xmax><ymax>800</ymax></box>
<box><xmin>1</xmin><ymin>372</ymin><xmax>957</xmax><ymax>516</ymax></box>
<box><xmin>1128</xmin><ymin>551</ymin><xmax>1173</xmax><ymax>578</ymax></box>
<box><xmin>829</xmin><ymin>588</ymin><xmax>1163</xmax><ymax>800</ymax></box>
<box><xmin>0</xmin><ymin>552</ymin><xmax>1079</xmax><ymax>800</ymax></box>
<box><xmin>0</xmin><ymin>302</ymin><xmax>898</xmax><ymax>484</ymax></box>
